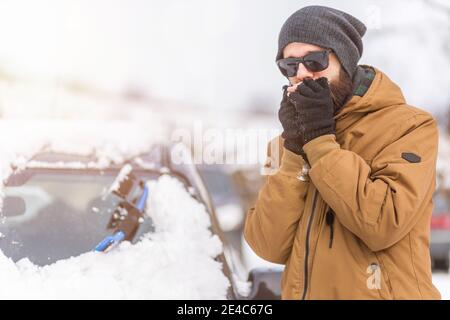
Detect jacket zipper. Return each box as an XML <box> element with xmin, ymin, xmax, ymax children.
<box><xmin>301</xmin><ymin>189</ymin><xmax>319</xmax><ymax>300</ymax></box>
<box><xmin>326</xmin><ymin>209</ymin><xmax>335</xmax><ymax>249</ymax></box>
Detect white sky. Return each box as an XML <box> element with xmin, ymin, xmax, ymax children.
<box><xmin>0</xmin><ymin>0</ymin><xmax>448</xmax><ymax>114</ymax></box>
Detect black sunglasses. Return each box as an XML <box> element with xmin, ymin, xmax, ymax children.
<box><xmin>276</xmin><ymin>49</ymin><xmax>332</xmax><ymax>77</ymax></box>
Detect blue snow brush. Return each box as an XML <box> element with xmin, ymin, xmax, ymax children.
<box><xmin>94</xmin><ymin>166</ymin><xmax>150</xmax><ymax>253</ymax></box>
<box><xmin>94</xmin><ymin>230</ymin><xmax>125</xmax><ymax>252</ymax></box>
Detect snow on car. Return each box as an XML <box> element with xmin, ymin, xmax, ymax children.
<box><xmin>0</xmin><ymin>119</ymin><xmax>230</xmax><ymax>299</ymax></box>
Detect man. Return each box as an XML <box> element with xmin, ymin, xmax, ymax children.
<box><xmin>244</xmin><ymin>5</ymin><xmax>441</xmax><ymax>299</ymax></box>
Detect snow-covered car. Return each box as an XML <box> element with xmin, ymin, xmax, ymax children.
<box><xmin>0</xmin><ymin>137</ymin><xmax>281</xmax><ymax>299</ymax></box>
<box><xmin>431</xmin><ymin>189</ymin><xmax>450</xmax><ymax>271</ymax></box>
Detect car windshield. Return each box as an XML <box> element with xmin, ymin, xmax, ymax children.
<box><xmin>0</xmin><ymin>170</ymin><xmax>154</xmax><ymax>266</ymax></box>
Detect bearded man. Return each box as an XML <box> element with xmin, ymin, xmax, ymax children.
<box><xmin>244</xmin><ymin>5</ymin><xmax>441</xmax><ymax>300</ymax></box>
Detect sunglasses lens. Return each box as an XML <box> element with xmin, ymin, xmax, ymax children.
<box><xmin>277</xmin><ymin>59</ymin><xmax>298</xmax><ymax>77</ymax></box>
<box><xmin>303</xmin><ymin>51</ymin><xmax>329</xmax><ymax>72</ymax></box>
<box><xmin>303</xmin><ymin>60</ymin><xmax>327</xmax><ymax>72</ymax></box>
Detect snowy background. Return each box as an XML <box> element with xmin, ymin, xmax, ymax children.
<box><xmin>0</xmin><ymin>0</ymin><xmax>449</xmax><ymax>299</ymax></box>
<box><xmin>0</xmin><ymin>0</ymin><xmax>448</xmax><ymax>117</ymax></box>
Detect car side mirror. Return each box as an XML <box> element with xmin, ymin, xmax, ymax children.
<box><xmin>246</xmin><ymin>267</ymin><xmax>282</xmax><ymax>300</ymax></box>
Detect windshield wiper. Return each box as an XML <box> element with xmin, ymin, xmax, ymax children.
<box><xmin>94</xmin><ymin>165</ymin><xmax>151</xmax><ymax>252</ymax></box>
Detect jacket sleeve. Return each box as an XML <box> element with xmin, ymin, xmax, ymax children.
<box><xmin>244</xmin><ymin>136</ymin><xmax>309</xmax><ymax>264</ymax></box>
<box><xmin>302</xmin><ymin>112</ymin><xmax>439</xmax><ymax>252</ymax></box>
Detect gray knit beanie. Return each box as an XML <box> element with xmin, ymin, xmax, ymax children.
<box><xmin>276</xmin><ymin>6</ymin><xmax>366</xmax><ymax>77</ymax></box>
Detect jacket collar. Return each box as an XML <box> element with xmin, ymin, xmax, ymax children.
<box><xmin>334</xmin><ymin>65</ymin><xmax>406</xmax><ymax>135</ymax></box>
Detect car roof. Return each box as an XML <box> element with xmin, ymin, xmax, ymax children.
<box><xmin>23</xmin><ymin>145</ymin><xmax>167</xmax><ymax>170</ymax></box>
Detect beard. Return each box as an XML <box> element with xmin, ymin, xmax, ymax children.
<box><xmin>329</xmin><ymin>70</ymin><xmax>354</xmax><ymax>116</ymax></box>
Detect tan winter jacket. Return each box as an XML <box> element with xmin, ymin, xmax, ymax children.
<box><xmin>244</xmin><ymin>67</ymin><xmax>441</xmax><ymax>299</ymax></box>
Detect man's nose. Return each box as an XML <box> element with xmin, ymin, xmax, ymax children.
<box><xmin>295</xmin><ymin>63</ymin><xmax>314</xmax><ymax>81</ymax></box>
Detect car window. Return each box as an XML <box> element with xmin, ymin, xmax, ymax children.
<box><xmin>0</xmin><ymin>171</ymin><xmax>154</xmax><ymax>266</ymax></box>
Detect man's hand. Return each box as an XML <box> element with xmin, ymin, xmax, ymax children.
<box><xmin>288</xmin><ymin>77</ymin><xmax>336</xmax><ymax>144</ymax></box>
<box><xmin>278</xmin><ymin>85</ymin><xmax>308</xmax><ymax>161</ymax></box>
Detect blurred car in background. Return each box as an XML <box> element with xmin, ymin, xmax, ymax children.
<box><xmin>197</xmin><ymin>165</ymin><xmax>264</xmax><ymax>260</ymax></box>
<box><xmin>431</xmin><ymin>189</ymin><xmax>450</xmax><ymax>271</ymax></box>
<box><xmin>197</xmin><ymin>164</ymin><xmax>284</xmax><ymax>278</ymax></box>
<box><xmin>196</xmin><ymin>164</ymin><xmax>244</xmax><ymax>254</ymax></box>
